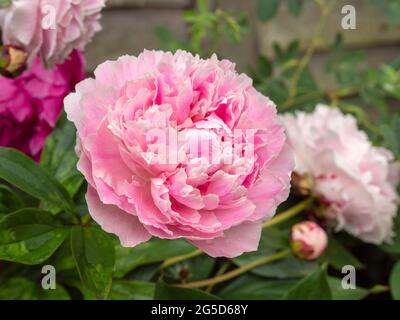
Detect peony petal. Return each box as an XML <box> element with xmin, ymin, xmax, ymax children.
<box><xmin>190</xmin><ymin>221</ymin><xmax>262</xmax><ymax>258</ymax></box>
<box><xmin>86</xmin><ymin>186</ymin><xmax>152</xmax><ymax>247</ymax></box>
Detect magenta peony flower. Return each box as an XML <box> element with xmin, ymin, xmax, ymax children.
<box><xmin>65</xmin><ymin>50</ymin><xmax>294</xmax><ymax>257</ymax></box>
<box><xmin>0</xmin><ymin>49</ymin><xmax>85</xmax><ymax>161</ymax></box>
<box><xmin>290</xmin><ymin>221</ymin><xmax>328</xmax><ymax>260</ymax></box>
<box><xmin>281</xmin><ymin>105</ymin><xmax>399</xmax><ymax>244</ymax></box>
<box><xmin>0</xmin><ymin>0</ymin><xmax>105</xmax><ymax>67</ymax></box>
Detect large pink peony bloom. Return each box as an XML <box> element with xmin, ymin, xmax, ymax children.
<box><xmin>65</xmin><ymin>50</ymin><xmax>293</xmax><ymax>257</ymax></box>
<box><xmin>281</xmin><ymin>105</ymin><xmax>399</xmax><ymax>244</ymax></box>
<box><xmin>0</xmin><ymin>0</ymin><xmax>105</xmax><ymax>67</ymax></box>
<box><xmin>0</xmin><ymin>50</ymin><xmax>85</xmax><ymax>161</ymax></box>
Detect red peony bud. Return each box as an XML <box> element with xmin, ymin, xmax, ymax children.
<box><xmin>290</xmin><ymin>221</ymin><xmax>328</xmax><ymax>260</ymax></box>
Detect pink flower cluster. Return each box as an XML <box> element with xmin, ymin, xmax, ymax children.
<box><xmin>0</xmin><ymin>0</ymin><xmax>105</xmax><ymax>67</ymax></box>
<box><xmin>65</xmin><ymin>50</ymin><xmax>294</xmax><ymax>257</ymax></box>
<box><xmin>0</xmin><ymin>50</ymin><xmax>85</xmax><ymax>160</ymax></box>
<box><xmin>282</xmin><ymin>105</ymin><xmax>399</xmax><ymax>244</ymax></box>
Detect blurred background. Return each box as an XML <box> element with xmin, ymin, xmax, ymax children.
<box><xmin>87</xmin><ymin>0</ymin><xmax>400</xmax><ymax>88</ymax></box>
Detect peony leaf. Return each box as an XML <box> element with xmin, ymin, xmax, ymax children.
<box><xmin>0</xmin><ymin>277</ymin><xmax>70</xmax><ymax>300</ymax></box>
<box><xmin>257</xmin><ymin>0</ymin><xmax>279</xmax><ymax>22</ymax></box>
<box><xmin>0</xmin><ymin>208</ymin><xmax>69</xmax><ymax>265</ymax></box>
<box><xmin>109</xmin><ymin>280</ymin><xmax>155</xmax><ymax>300</ymax></box>
<box><xmin>154</xmin><ymin>282</ymin><xmax>220</xmax><ymax>300</ymax></box>
<box><xmin>324</xmin><ymin>237</ymin><xmax>364</xmax><ymax>271</ymax></box>
<box><xmin>389</xmin><ymin>261</ymin><xmax>400</xmax><ymax>300</ymax></box>
<box><xmin>70</xmin><ymin>226</ymin><xmax>115</xmax><ymax>300</ymax></box>
<box><xmin>328</xmin><ymin>277</ymin><xmax>368</xmax><ymax>300</ymax></box>
<box><xmin>218</xmin><ymin>275</ymin><xmax>368</xmax><ymax>300</ymax></box>
<box><xmin>233</xmin><ymin>228</ymin><xmax>317</xmax><ymax>279</ymax></box>
<box><xmin>218</xmin><ymin>274</ymin><xmax>298</xmax><ymax>299</ymax></box>
<box><xmin>114</xmin><ymin>238</ymin><xmax>195</xmax><ymax>278</ymax></box>
<box><xmin>0</xmin><ymin>148</ymin><xmax>75</xmax><ymax>214</ymax></box>
<box><xmin>41</xmin><ymin>113</ymin><xmax>83</xmax><ymax>198</ymax></box>
<box><xmin>283</xmin><ymin>266</ymin><xmax>332</xmax><ymax>300</ymax></box>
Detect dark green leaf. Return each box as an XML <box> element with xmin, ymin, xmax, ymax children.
<box><xmin>0</xmin><ymin>277</ymin><xmax>70</xmax><ymax>300</ymax></box>
<box><xmin>110</xmin><ymin>280</ymin><xmax>155</xmax><ymax>300</ymax></box>
<box><xmin>165</xmin><ymin>255</ymin><xmax>214</xmax><ymax>282</ymax></box>
<box><xmin>324</xmin><ymin>237</ymin><xmax>364</xmax><ymax>271</ymax></box>
<box><xmin>389</xmin><ymin>261</ymin><xmax>400</xmax><ymax>300</ymax></box>
<box><xmin>287</xmin><ymin>0</ymin><xmax>303</xmax><ymax>17</ymax></box>
<box><xmin>283</xmin><ymin>266</ymin><xmax>332</xmax><ymax>300</ymax></box>
<box><xmin>114</xmin><ymin>238</ymin><xmax>195</xmax><ymax>278</ymax></box>
<box><xmin>0</xmin><ymin>184</ymin><xmax>25</xmax><ymax>214</ymax></box>
<box><xmin>70</xmin><ymin>226</ymin><xmax>115</xmax><ymax>299</ymax></box>
<box><xmin>257</xmin><ymin>0</ymin><xmax>279</xmax><ymax>22</ymax></box>
<box><xmin>0</xmin><ymin>148</ymin><xmax>75</xmax><ymax>213</ymax></box>
<box><xmin>218</xmin><ymin>274</ymin><xmax>298</xmax><ymax>299</ymax></box>
<box><xmin>41</xmin><ymin>114</ymin><xmax>83</xmax><ymax>197</ymax></box>
<box><xmin>328</xmin><ymin>277</ymin><xmax>368</xmax><ymax>300</ymax></box>
<box><xmin>0</xmin><ymin>209</ymin><xmax>68</xmax><ymax>265</ymax></box>
<box><xmin>233</xmin><ymin>229</ymin><xmax>317</xmax><ymax>279</ymax></box>
<box><xmin>154</xmin><ymin>282</ymin><xmax>220</xmax><ymax>300</ymax></box>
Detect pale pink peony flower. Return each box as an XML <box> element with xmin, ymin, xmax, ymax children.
<box><xmin>290</xmin><ymin>221</ymin><xmax>328</xmax><ymax>260</ymax></box>
<box><xmin>0</xmin><ymin>50</ymin><xmax>85</xmax><ymax>161</ymax></box>
<box><xmin>281</xmin><ymin>105</ymin><xmax>399</xmax><ymax>244</ymax></box>
<box><xmin>65</xmin><ymin>50</ymin><xmax>294</xmax><ymax>257</ymax></box>
<box><xmin>0</xmin><ymin>0</ymin><xmax>105</xmax><ymax>67</ymax></box>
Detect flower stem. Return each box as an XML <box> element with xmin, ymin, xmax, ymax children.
<box><xmin>174</xmin><ymin>249</ymin><xmax>291</xmax><ymax>289</ymax></box>
<box><xmin>160</xmin><ymin>198</ymin><xmax>312</xmax><ymax>270</ymax></box>
<box><xmin>286</xmin><ymin>0</ymin><xmax>333</xmax><ymax>104</ymax></box>
<box><xmin>160</xmin><ymin>249</ymin><xmax>203</xmax><ymax>270</ymax></box>
<box><xmin>262</xmin><ymin>197</ymin><xmax>313</xmax><ymax>229</ymax></box>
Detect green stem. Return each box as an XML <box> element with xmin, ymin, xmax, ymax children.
<box><xmin>286</xmin><ymin>0</ymin><xmax>333</xmax><ymax>104</ymax></box>
<box><xmin>206</xmin><ymin>261</ymin><xmax>230</xmax><ymax>293</ymax></box>
<box><xmin>175</xmin><ymin>249</ymin><xmax>290</xmax><ymax>289</ymax></box>
<box><xmin>262</xmin><ymin>197</ymin><xmax>313</xmax><ymax>229</ymax></box>
<box><xmin>160</xmin><ymin>198</ymin><xmax>312</xmax><ymax>270</ymax></box>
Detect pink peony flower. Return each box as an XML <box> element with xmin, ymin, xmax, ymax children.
<box><xmin>281</xmin><ymin>105</ymin><xmax>399</xmax><ymax>244</ymax></box>
<box><xmin>0</xmin><ymin>0</ymin><xmax>105</xmax><ymax>67</ymax></box>
<box><xmin>65</xmin><ymin>50</ymin><xmax>294</xmax><ymax>257</ymax></box>
<box><xmin>290</xmin><ymin>221</ymin><xmax>328</xmax><ymax>260</ymax></box>
<box><xmin>0</xmin><ymin>49</ymin><xmax>85</xmax><ymax>161</ymax></box>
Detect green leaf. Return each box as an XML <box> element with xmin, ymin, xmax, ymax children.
<box><xmin>0</xmin><ymin>184</ymin><xmax>25</xmax><ymax>214</ymax></box>
<box><xmin>382</xmin><ymin>211</ymin><xmax>400</xmax><ymax>254</ymax></box>
<box><xmin>328</xmin><ymin>277</ymin><xmax>368</xmax><ymax>300</ymax></box>
<box><xmin>0</xmin><ymin>148</ymin><xmax>75</xmax><ymax>213</ymax></box>
<box><xmin>154</xmin><ymin>282</ymin><xmax>220</xmax><ymax>300</ymax></box>
<box><xmin>41</xmin><ymin>114</ymin><xmax>83</xmax><ymax>198</ymax></box>
<box><xmin>287</xmin><ymin>0</ymin><xmax>303</xmax><ymax>17</ymax></box>
<box><xmin>114</xmin><ymin>238</ymin><xmax>195</xmax><ymax>278</ymax></box>
<box><xmin>257</xmin><ymin>0</ymin><xmax>279</xmax><ymax>22</ymax></box>
<box><xmin>283</xmin><ymin>266</ymin><xmax>332</xmax><ymax>300</ymax></box>
<box><xmin>389</xmin><ymin>261</ymin><xmax>400</xmax><ymax>300</ymax></box>
<box><xmin>70</xmin><ymin>226</ymin><xmax>115</xmax><ymax>299</ymax></box>
<box><xmin>218</xmin><ymin>274</ymin><xmax>298</xmax><ymax>300</ymax></box>
<box><xmin>0</xmin><ymin>277</ymin><xmax>70</xmax><ymax>300</ymax></box>
<box><xmin>233</xmin><ymin>229</ymin><xmax>317</xmax><ymax>279</ymax></box>
<box><xmin>164</xmin><ymin>255</ymin><xmax>215</xmax><ymax>282</ymax></box>
<box><xmin>0</xmin><ymin>209</ymin><xmax>68</xmax><ymax>265</ymax></box>
<box><xmin>109</xmin><ymin>280</ymin><xmax>155</xmax><ymax>300</ymax></box>
<box><xmin>324</xmin><ymin>237</ymin><xmax>364</xmax><ymax>271</ymax></box>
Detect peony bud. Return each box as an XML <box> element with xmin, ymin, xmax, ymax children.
<box><xmin>291</xmin><ymin>172</ymin><xmax>314</xmax><ymax>196</ymax></box>
<box><xmin>290</xmin><ymin>221</ymin><xmax>328</xmax><ymax>260</ymax></box>
<box><xmin>0</xmin><ymin>45</ymin><xmax>28</xmax><ymax>76</ymax></box>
